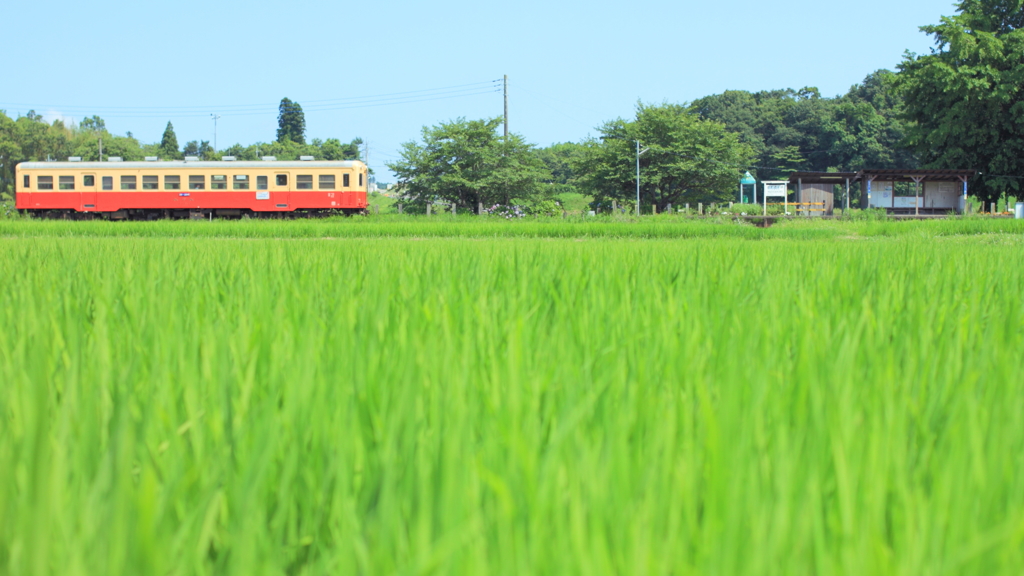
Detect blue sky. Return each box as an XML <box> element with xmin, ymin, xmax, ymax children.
<box><xmin>4</xmin><ymin>0</ymin><xmax>956</xmax><ymax>180</ymax></box>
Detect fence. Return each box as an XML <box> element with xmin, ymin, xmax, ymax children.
<box><xmin>764</xmin><ymin>202</ymin><xmax>829</xmax><ymax>216</ymax></box>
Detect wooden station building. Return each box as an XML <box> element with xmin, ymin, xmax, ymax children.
<box><xmin>788</xmin><ymin>172</ymin><xmax>857</xmax><ymax>216</ymax></box>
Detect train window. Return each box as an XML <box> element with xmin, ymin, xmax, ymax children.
<box><xmin>276</xmin><ymin>174</ymin><xmax>288</xmax><ymax>186</ymax></box>
<box><xmin>211</xmin><ymin>175</ymin><xmax>227</xmax><ymax>190</ymax></box>
<box><xmin>38</xmin><ymin>176</ymin><xmax>53</xmax><ymax>190</ymax></box>
<box><xmin>343</xmin><ymin>174</ymin><xmax>350</xmax><ymax>187</ymax></box>
<box><xmin>102</xmin><ymin>176</ymin><xmax>113</xmax><ymax>190</ymax></box>
<box><xmin>121</xmin><ymin>176</ymin><xmax>137</xmax><ymax>190</ymax></box>
<box><xmin>233</xmin><ymin>175</ymin><xmax>249</xmax><ymax>190</ymax></box>
<box><xmin>84</xmin><ymin>175</ymin><xmax>95</xmax><ymax>186</ymax></box>
<box><xmin>164</xmin><ymin>175</ymin><xmax>181</xmax><ymax>190</ymax></box>
<box><xmin>142</xmin><ymin>176</ymin><xmax>159</xmax><ymax>190</ymax></box>
<box><xmin>23</xmin><ymin>175</ymin><xmax>29</xmax><ymax>188</ymax></box>
<box><xmin>59</xmin><ymin>176</ymin><xmax>75</xmax><ymax>190</ymax></box>
<box><xmin>257</xmin><ymin>176</ymin><xmax>268</xmax><ymax>190</ymax></box>
<box><xmin>359</xmin><ymin>173</ymin><xmax>364</xmax><ymax>187</ymax></box>
<box><xmin>319</xmin><ymin>175</ymin><xmax>335</xmax><ymax>190</ymax></box>
<box><xmin>296</xmin><ymin>175</ymin><xmax>313</xmax><ymax>189</ymax></box>
<box><xmin>189</xmin><ymin>175</ymin><xmax>205</xmax><ymax>190</ymax></box>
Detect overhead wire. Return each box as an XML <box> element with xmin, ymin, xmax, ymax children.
<box><xmin>0</xmin><ymin>79</ymin><xmax>503</xmax><ymax>118</ymax></box>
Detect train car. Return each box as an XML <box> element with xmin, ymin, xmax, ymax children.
<box><xmin>15</xmin><ymin>158</ymin><xmax>369</xmax><ymax>219</ymax></box>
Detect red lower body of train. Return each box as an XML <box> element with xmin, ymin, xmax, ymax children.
<box><xmin>17</xmin><ymin>190</ymin><xmax>369</xmax><ymax>218</ymax></box>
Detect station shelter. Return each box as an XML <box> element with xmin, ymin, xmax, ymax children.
<box><xmin>787</xmin><ymin>172</ymin><xmax>857</xmax><ymax>216</ymax></box>
<box><xmin>853</xmin><ymin>169</ymin><xmax>975</xmax><ymax>214</ymax></box>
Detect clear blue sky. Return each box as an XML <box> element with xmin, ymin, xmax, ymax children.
<box><xmin>4</xmin><ymin>0</ymin><xmax>956</xmax><ymax>181</ymax></box>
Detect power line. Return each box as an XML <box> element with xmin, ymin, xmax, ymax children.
<box><xmin>0</xmin><ymin>80</ymin><xmax>502</xmax><ymax>114</ymax></box>
<box><xmin>5</xmin><ymin>89</ymin><xmax>501</xmax><ymax>120</ymax></box>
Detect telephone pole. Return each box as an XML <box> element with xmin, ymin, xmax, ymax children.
<box><xmin>503</xmin><ymin>74</ymin><xmax>508</xmax><ymax>139</ymax></box>
<box><xmin>211</xmin><ymin>114</ymin><xmax>221</xmax><ymax>151</ymax></box>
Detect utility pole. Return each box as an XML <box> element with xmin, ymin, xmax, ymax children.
<box><xmin>211</xmin><ymin>114</ymin><xmax>221</xmax><ymax>152</ymax></box>
<box><xmin>635</xmin><ymin>140</ymin><xmax>649</xmax><ymax>216</ymax></box>
<box><xmin>503</xmin><ymin>74</ymin><xmax>508</xmax><ymax>139</ymax></box>
<box><xmin>99</xmin><ymin>138</ymin><xmax>103</xmax><ymax>162</ymax></box>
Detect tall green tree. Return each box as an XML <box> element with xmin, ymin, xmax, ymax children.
<box><xmin>387</xmin><ymin>117</ymin><xmax>550</xmax><ymax>211</ymax></box>
<box><xmin>0</xmin><ymin>111</ymin><xmax>23</xmax><ymax>198</ymax></box>
<box><xmin>575</xmin><ymin>103</ymin><xmax>753</xmax><ymax>209</ymax></box>
<box><xmin>277</xmin><ymin>98</ymin><xmax>306</xmax><ymax>144</ymax></box>
<box><xmin>78</xmin><ymin>115</ymin><xmax>105</xmax><ymax>132</ymax></box>
<box><xmin>160</xmin><ymin>121</ymin><xmax>180</xmax><ymax>159</ymax></box>
<box><xmin>893</xmin><ymin>0</ymin><xmax>1024</xmax><ymax>206</ymax></box>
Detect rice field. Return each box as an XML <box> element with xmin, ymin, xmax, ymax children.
<box><xmin>3</xmin><ymin>213</ymin><xmax>1024</xmax><ymax>240</ymax></box>
<box><xmin>2</xmin><ymin>218</ymin><xmax>1023</xmax><ymax>575</ymax></box>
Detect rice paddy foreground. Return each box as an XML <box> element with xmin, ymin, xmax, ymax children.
<box><xmin>1</xmin><ymin>234</ymin><xmax>1022</xmax><ymax>575</ymax></box>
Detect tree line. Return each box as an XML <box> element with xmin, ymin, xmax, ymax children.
<box><xmin>388</xmin><ymin>73</ymin><xmax>917</xmax><ymax>213</ymax></box>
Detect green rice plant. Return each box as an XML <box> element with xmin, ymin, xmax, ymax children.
<box><xmin>3</xmin><ymin>215</ymin><xmax>1024</xmax><ymax>242</ymax></box>
<box><xmin>1</xmin><ymin>234</ymin><xmax>1023</xmax><ymax>575</ymax></box>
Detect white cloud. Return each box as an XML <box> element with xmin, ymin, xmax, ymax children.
<box><xmin>42</xmin><ymin>109</ymin><xmax>72</xmax><ymax>125</ymax></box>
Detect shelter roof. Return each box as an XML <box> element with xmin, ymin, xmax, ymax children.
<box><xmin>788</xmin><ymin>172</ymin><xmax>857</xmax><ymax>184</ymax></box>
<box><xmin>852</xmin><ymin>169</ymin><xmax>975</xmax><ymax>182</ymax></box>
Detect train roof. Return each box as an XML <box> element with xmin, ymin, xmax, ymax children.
<box><xmin>17</xmin><ymin>160</ymin><xmax>365</xmax><ymax>170</ymax></box>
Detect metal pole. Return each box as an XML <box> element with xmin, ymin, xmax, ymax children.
<box><xmin>798</xmin><ymin>178</ymin><xmax>803</xmax><ymax>217</ymax></box>
<box><xmin>635</xmin><ymin>140</ymin><xmax>641</xmax><ymax>216</ymax></box>
<box><xmin>503</xmin><ymin>75</ymin><xmax>508</xmax><ymax>139</ymax></box>
<box><xmin>916</xmin><ymin>179</ymin><xmax>920</xmax><ymax>216</ymax></box>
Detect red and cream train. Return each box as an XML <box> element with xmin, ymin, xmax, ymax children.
<box><xmin>15</xmin><ymin>158</ymin><xmax>369</xmax><ymax>218</ymax></box>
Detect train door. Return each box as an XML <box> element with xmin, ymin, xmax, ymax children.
<box><xmin>81</xmin><ymin>173</ymin><xmax>98</xmax><ymax>211</ymax></box>
<box><xmin>272</xmin><ymin>171</ymin><xmax>291</xmax><ymax>211</ymax></box>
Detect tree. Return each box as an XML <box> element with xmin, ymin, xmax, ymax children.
<box><xmin>182</xmin><ymin>140</ymin><xmax>214</xmax><ymax>160</ymax></box>
<box><xmin>386</xmin><ymin>117</ymin><xmax>551</xmax><ymax>211</ymax></box>
<box><xmin>893</xmin><ymin>0</ymin><xmax>1024</xmax><ymax>206</ymax></box>
<box><xmin>320</xmin><ymin>137</ymin><xmax>362</xmax><ymax>160</ymax></box>
<box><xmin>79</xmin><ymin>115</ymin><xmax>105</xmax><ymax>132</ymax></box>
<box><xmin>825</xmin><ymin>71</ymin><xmax>918</xmax><ymax>171</ymax></box>
<box><xmin>691</xmin><ymin>88</ymin><xmax>825</xmax><ymax>178</ymax></box>
<box><xmin>160</xmin><ymin>121</ymin><xmax>180</xmax><ymax>158</ymax></box>
<box><xmin>0</xmin><ymin>111</ymin><xmax>23</xmax><ymax>198</ymax></box>
<box><xmin>690</xmin><ymin>78</ymin><xmax>916</xmax><ymax>178</ymax></box>
<box><xmin>277</xmin><ymin>97</ymin><xmax>306</xmax><ymax>144</ymax></box>
<box><xmin>537</xmin><ymin>142</ymin><xmax>586</xmax><ymax>188</ymax></box>
<box><xmin>575</xmin><ymin>103</ymin><xmax>753</xmax><ymax>210</ymax></box>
